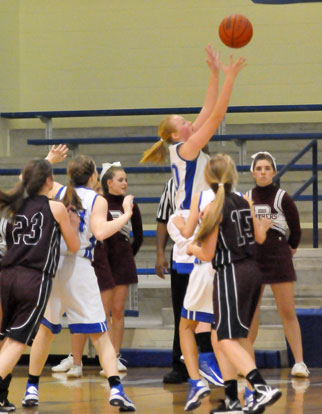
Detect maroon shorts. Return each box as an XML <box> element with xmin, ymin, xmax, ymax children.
<box><xmin>213</xmin><ymin>259</ymin><xmax>262</xmax><ymax>340</ymax></box>
<box><xmin>0</xmin><ymin>266</ymin><xmax>52</xmax><ymax>346</ymax></box>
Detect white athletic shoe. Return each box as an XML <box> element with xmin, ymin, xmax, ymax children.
<box><xmin>249</xmin><ymin>384</ymin><xmax>282</xmax><ymax>413</ymax></box>
<box><xmin>99</xmin><ymin>369</ymin><xmax>106</xmax><ymax>377</ymax></box>
<box><xmin>291</xmin><ymin>362</ymin><xmax>310</xmax><ymax>378</ymax></box>
<box><xmin>117</xmin><ymin>354</ymin><xmax>127</xmax><ymax>372</ymax></box>
<box><xmin>52</xmin><ymin>354</ymin><xmax>74</xmax><ymax>372</ymax></box>
<box><xmin>66</xmin><ymin>364</ymin><xmax>83</xmax><ymax>378</ymax></box>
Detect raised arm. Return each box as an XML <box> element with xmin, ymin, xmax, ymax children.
<box><xmin>192</xmin><ymin>45</ymin><xmax>220</xmax><ymax>132</ymax></box>
<box><xmin>45</xmin><ymin>145</ymin><xmax>68</xmax><ymax>198</ymax></box>
<box><xmin>179</xmin><ymin>55</ymin><xmax>247</xmax><ymax>161</ymax></box>
<box><xmin>244</xmin><ymin>195</ymin><xmax>272</xmax><ymax>244</ymax></box>
<box><xmin>90</xmin><ymin>195</ymin><xmax>133</xmax><ymax>241</ymax></box>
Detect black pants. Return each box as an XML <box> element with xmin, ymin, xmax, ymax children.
<box><xmin>170</xmin><ymin>261</ymin><xmax>190</xmax><ymax>370</ymax></box>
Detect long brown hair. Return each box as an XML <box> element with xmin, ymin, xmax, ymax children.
<box><xmin>100</xmin><ymin>166</ymin><xmax>124</xmax><ymax>197</ymax></box>
<box><xmin>140</xmin><ymin>115</ymin><xmax>176</xmax><ymax>164</ymax></box>
<box><xmin>194</xmin><ymin>153</ymin><xmax>238</xmax><ymax>243</ymax></box>
<box><xmin>0</xmin><ymin>159</ymin><xmax>53</xmax><ymax>219</ymax></box>
<box><xmin>62</xmin><ymin>155</ymin><xmax>96</xmax><ymax>210</ymax></box>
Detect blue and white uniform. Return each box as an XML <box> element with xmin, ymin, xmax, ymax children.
<box><xmin>169</xmin><ymin>143</ymin><xmax>209</xmax><ymax>210</ymax></box>
<box><xmin>167</xmin><ymin>143</ymin><xmax>209</xmax><ymax>273</ymax></box>
<box><xmin>181</xmin><ymin>189</ymin><xmax>215</xmax><ymax>323</ymax></box>
<box><xmin>42</xmin><ymin>186</ymin><xmax>107</xmax><ymax>335</ymax></box>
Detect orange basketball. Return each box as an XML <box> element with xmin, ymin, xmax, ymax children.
<box><xmin>218</xmin><ymin>14</ymin><xmax>253</xmax><ymax>48</ymax></box>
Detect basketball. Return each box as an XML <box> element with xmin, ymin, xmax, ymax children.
<box><xmin>218</xmin><ymin>14</ymin><xmax>253</xmax><ymax>48</ymax></box>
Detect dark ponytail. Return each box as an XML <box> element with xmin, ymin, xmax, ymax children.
<box><xmin>0</xmin><ymin>159</ymin><xmax>53</xmax><ymax>219</ymax></box>
<box><xmin>62</xmin><ymin>155</ymin><xmax>96</xmax><ymax>209</ymax></box>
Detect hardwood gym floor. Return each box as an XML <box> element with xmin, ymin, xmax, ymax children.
<box><xmin>10</xmin><ymin>366</ymin><xmax>322</xmax><ymax>413</ymax></box>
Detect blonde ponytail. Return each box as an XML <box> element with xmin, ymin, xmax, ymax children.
<box><xmin>194</xmin><ymin>185</ymin><xmax>225</xmax><ymax>243</ymax></box>
<box><xmin>140</xmin><ymin>115</ymin><xmax>176</xmax><ymax>164</ymax></box>
<box><xmin>194</xmin><ymin>153</ymin><xmax>238</xmax><ymax>244</ymax></box>
<box><xmin>140</xmin><ymin>140</ymin><xmax>167</xmax><ymax>164</ymax></box>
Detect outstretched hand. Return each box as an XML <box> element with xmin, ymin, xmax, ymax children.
<box><xmin>205</xmin><ymin>44</ymin><xmax>220</xmax><ymax>74</ymax></box>
<box><xmin>45</xmin><ymin>145</ymin><xmax>69</xmax><ymax>165</ymax></box>
<box><xmin>221</xmin><ymin>55</ymin><xmax>247</xmax><ymax>77</ymax></box>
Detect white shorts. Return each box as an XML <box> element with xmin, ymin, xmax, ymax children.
<box><xmin>42</xmin><ymin>255</ymin><xmax>107</xmax><ymax>334</ymax></box>
<box><xmin>167</xmin><ymin>210</ymin><xmax>195</xmax><ymax>274</ymax></box>
<box><xmin>181</xmin><ymin>261</ymin><xmax>215</xmax><ymax>323</ymax></box>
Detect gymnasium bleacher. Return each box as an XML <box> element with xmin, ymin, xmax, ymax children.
<box><xmin>1</xmin><ymin>104</ymin><xmax>322</xmax><ymax>367</ymax></box>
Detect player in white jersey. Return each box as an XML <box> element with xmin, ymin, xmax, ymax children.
<box><xmin>22</xmin><ymin>149</ymin><xmax>136</xmax><ymax>412</ymax></box>
<box><xmin>141</xmin><ymin>46</ymin><xmax>246</xmax><ymax>272</ymax></box>
<box><xmin>173</xmin><ymin>187</ymin><xmax>224</xmax><ymax>411</ymax></box>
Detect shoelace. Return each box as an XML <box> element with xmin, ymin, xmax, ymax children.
<box><xmin>117</xmin><ymin>354</ymin><xmax>128</xmax><ymax>365</ymax></box>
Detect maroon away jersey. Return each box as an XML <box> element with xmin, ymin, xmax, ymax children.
<box><xmin>213</xmin><ymin>192</ymin><xmax>256</xmax><ymax>269</ymax></box>
<box><xmin>2</xmin><ymin>195</ymin><xmax>61</xmax><ymax>277</ymax></box>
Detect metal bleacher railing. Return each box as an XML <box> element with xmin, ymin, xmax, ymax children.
<box><xmin>1</xmin><ymin>104</ymin><xmax>321</xmax><ymax>320</ymax></box>
<box><xmin>1</xmin><ymin>103</ymin><xmax>321</xmax><ymax>250</ymax></box>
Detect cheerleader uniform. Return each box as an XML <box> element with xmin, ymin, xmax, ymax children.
<box><xmin>105</xmin><ymin>193</ymin><xmax>143</xmax><ymax>286</ymax></box>
<box><xmin>247</xmin><ymin>183</ymin><xmax>301</xmax><ymax>284</ymax></box>
<box><xmin>92</xmin><ymin>211</ymin><xmax>115</xmax><ymax>291</ymax></box>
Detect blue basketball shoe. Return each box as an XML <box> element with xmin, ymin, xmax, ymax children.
<box><xmin>243</xmin><ymin>386</ymin><xmax>254</xmax><ymax>413</ymax></box>
<box><xmin>22</xmin><ymin>382</ymin><xmax>39</xmax><ymax>407</ymax></box>
<box><xmin>198</xmin><ymin>352</ymin><xmax>224</xmax><ymax>387</ymax></box>
<box><xmin>109</xmin><ymin>383</ymin><xmax>136</xmax><ymax>412</ymax></box>
<box><xmin>184</xmin><ymin>379</ymin><xmax>210</xmax><ymax>411</ymax></box>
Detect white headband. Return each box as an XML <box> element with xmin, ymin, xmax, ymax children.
<box><xmin>250</xmin><ymin>152</ymin><xmax>276</xmax><ymax>172</ymax></box>
<box><xmin>100</xmin><ymin>161</ymin><xmax>122</xmax><ymax>182</ymax></box>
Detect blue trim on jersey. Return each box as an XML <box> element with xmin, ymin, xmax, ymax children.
<box><xmin>172</xmin><ymin>260</ymin><xmax>194</xmax><ymax>274</ymax></box>
<box><xmin>75</xmin><ymin>186</ymin><xmax>96</xmax><ymax>192</ymax></box>
<box><xmin>181</xmin><ymin>159</ymin><xmax>197</xmax><ymax>209</ymax></box>
<box><xmin>79</xmin><ymin>209</ymin><xmax>86</xmax><ymax>232</ymax></box>
<box><xmin>194</xmin><ymin>258</ymin><xmax>208</xmax><ymax>265</ymax></box>
<box><xmin>181</xmin><ymin>307</ymin><xmax>214</xmax><ymax>323</ymax></box>
<box><xmin>41</xmin><ymin>317</ymin><xmax>62</xmax><ymax>334</ymax></box>
<box><xmin>68</xmin><ymin>320</ymin><xmax>108</xmax><ymax>334</ymax></box>
<box><xmin>84</xmin><ymin>234</ymin><xmax>96</xmax><ymax>261</ymax></box>
<box><xmin>55</xmin><ymin>186</ymin><xmax>65</xmax><ymax>200</ymax></box>
<box><xmin>91</xmin><ymin>194</ymin><xmax>98</xmax><ymax>211</ymax></box>
<box><xmin>175</xmin><ymin>143</ymin><xmax>199</xmax><ymax>163</ymax></box>
<box><xmin>198</xmin><ymin>191</ymin><xmax>203</xmax><ymax>212</ymax></box>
